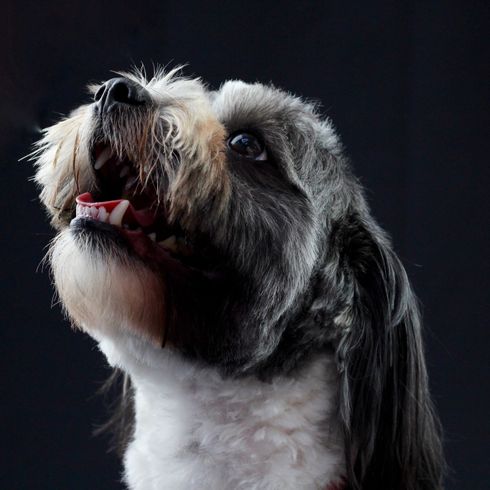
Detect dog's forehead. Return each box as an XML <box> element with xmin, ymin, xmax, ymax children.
<box><xmin>210</xmin><ymin>80</ymin><xmax>305</xmax><ymax>130</ymax></box>
<box><xmin>143</xmin><ymin>74</ymin><xmax>339</xmax><ymax>156</ymax></box>
<box><xmin>209</xmin><ymin>80</ymin><xmax>341</xmax><ymax>157</ymax></box>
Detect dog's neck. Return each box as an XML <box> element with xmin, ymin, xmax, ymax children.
<box><xmin>98</xmin><ymin>332</ymin><xmax>345</xmax><ymax>490</ymax></box>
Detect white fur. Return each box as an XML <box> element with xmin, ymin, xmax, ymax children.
<box><xmin>95</xmin><ymin>331</ymin><xmax>345</xmax><ymax>490</ymax></box>
<box><xmin>50</xmin><ymin>231</ymin><xmax>166</xmax><ymax>344</ymax></box>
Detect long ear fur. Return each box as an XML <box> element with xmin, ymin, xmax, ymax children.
<box><xmin>336</xmin><ymin>215</ymin><xmax>444</xmax><ymax>489</ymax></box>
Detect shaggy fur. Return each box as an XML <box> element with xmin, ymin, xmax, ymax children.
<box><xmin>33</xmin><ymin>67</ymin><xmax>444</xmax><ymax>489</ymax></box>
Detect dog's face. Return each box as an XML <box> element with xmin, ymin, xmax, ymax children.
<box><xmin>34</xmin><ymin>69</ymin><xmax>443</xmax><ymax>488</ymax></box>
<box><xmin>35</xmin><ymin>69</ymin><xmax>352</xmax><ymax>375</ymax></box>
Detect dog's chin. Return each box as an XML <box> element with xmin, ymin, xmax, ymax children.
<box><xmin>50</xmin><ymin>224</ymin><xmax>167</xmax><ymax>346</ymax></box>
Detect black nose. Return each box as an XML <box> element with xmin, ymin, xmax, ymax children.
<box><xmin>94</xmin><ymin>77</ymin><xmax>149</xmax><ymax>113</ymax></box>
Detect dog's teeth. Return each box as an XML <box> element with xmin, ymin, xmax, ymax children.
<box><xmin>109</xmin><ymin>200</ymin><xmax>130</xmax><ymax>226</ymax></box>
<box><xmin>158</xmin><ymin>235</ymin><xmax>177</xmax><ymax>252</ymax></box>
<box><xmin>97</xmin><ymin>206</ymin><xmax>108</xmax><ymax>223</ymax></box>
<box><xmin>147</xmin><ymin>233</ymin><xmax>156</xmax><ymax>242</ymax></box>
<box><xmin>120</xmin><ymin>166</ymin><xmax>130</xmax><ymax>178</ymax></box>
<box><xmin>94</xmin><ymin>146</ymin><xmax>112</xmax><ymax>170</ymax></box>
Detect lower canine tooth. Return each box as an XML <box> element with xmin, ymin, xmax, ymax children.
<box><xmin>109</xmin><ymin>200</ymin><xmax>130</xmax><ymax>226</ymax></box>
<box><xmin>158</xmin><ymin>235</ymin><xmax>177</xmax><ymax>251</ymax></box>
<box><xmin>97</xmin><ymin>206</ymin><xmax>108</xmax><ymax>222</ymax></box>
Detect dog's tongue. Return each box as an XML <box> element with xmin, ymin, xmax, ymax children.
<box><xmin>76</xmin><ymin>192</ymin><xmax>155</xmax><ymax>228</ymax></box>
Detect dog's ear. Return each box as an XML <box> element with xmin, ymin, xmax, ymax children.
<box><xmin>334</xmin><ymin>214</ymin><xmax>444</xmax><ymax>490</ymax></box>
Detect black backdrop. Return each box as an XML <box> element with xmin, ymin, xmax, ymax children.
<box><xmin>1</xmin><ymin>1</ymin><xmax>488</xmax><ymax>488</ymax></box>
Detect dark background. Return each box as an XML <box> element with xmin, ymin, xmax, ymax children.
<box><xmin>1</xmin><ymin>1</ymin><xmax>488</xmax><ymax>488</ymax></box>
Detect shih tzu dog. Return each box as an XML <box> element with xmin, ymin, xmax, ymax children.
<box><xmin>33</xmin><ymin>68</ymin><xmax>444</xmax><ymax>489</ymax></box>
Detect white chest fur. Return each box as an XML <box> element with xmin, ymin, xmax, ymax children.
<box><xmin>98</xmin><ymin>336</ymin><xmax>345</xmax><ymax>490</ymax></box>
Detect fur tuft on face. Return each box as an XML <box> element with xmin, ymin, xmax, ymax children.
<box><xmin>50</xmin><ymin>228</ymin><xmax>166</xmax><ymax>344</ymax></box>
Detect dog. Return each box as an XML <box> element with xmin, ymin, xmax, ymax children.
<box><xmin>33</xmin><ymin>68</ymin><xmax>444</xmax><ymax>489</ymax></box>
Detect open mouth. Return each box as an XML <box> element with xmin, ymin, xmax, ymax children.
<box><xmin>72</xmin><ymin>142</ymin><xmax>192</xmax><ymax>261</ymax></box>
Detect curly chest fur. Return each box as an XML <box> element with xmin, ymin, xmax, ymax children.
<box><xmin>101</xmin><ymin>339</ymin><xmax>345</xmax><ymax>490</ymax></box>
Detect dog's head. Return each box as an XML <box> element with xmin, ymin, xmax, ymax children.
<box><xmin>34</xmin><ymin>68</ymin><xmax>443</xmax><ymax>489</ymax></box>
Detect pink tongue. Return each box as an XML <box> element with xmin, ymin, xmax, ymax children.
<box><xmin>76</xmin><ymin>192</ymin><xmax>156</xmax><ymax>228</ymax></box>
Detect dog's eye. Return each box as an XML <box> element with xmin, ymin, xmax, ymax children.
<box><xmin>228</xmin><ymin>132</ymin><xmax>267</xmax><ymax>161</ymax></box>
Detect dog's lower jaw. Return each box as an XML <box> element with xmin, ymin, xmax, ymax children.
<box><xmin>96</xmin><ymin>332</ymin><xmax>345</xmax><ymax>490</ymax></box>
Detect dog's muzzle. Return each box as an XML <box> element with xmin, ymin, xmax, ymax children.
<box><xmin>70</xmin><ymin>76</ymin><xmax>194</xmax><ymax>263</ymax></box>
